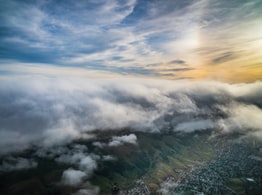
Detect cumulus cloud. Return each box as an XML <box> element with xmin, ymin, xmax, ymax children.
<box><xmin>51</xmin><ymin>144</ymin><xmax>98</xmax><ymax>179</ymax></box>
<box><xmin>34</xmin><ymin>143</ymin><xmax>100</xmax><ymax>187</ymax></box>
<box><xmin>54</xmin><ymin>144</ymin><xmax>89</xmax><ymax>164</ymax></box>
<box><xmin>0</xmin><ymin>157</ymin><xmax>37</xmax><ymax>172</ymax></box>
<box><xmin>0</xmin><ymin>78</ymin><xmax>262</xmax><ymax>156</ymax></box>
<box><xmin>93</xmin><ymin>134</ymin><xmax>137</xmax><ymax>148</ymax></box>
<box><xmin>35</xmin><ymin>142</ymin><xmax>100</xmax><ymax>190</ymax></box>
<box><xmin>57</xmin><ymin>148</ymin><xmax>110</xmax><ymax>186</ymax></box>
<box><xmin>79</xmin><ymin>156</ymin><xmax>98</xmax><ymax>175</ymax></box>
<box><xmin>62</xmin><ymin>168</ymin><xmax>87</xmax><ymax>186</ymax></box>
<box><xmin>108</xmin><ymin>134</ymin><xmax>137</xmax><ymax>147</ymax></box>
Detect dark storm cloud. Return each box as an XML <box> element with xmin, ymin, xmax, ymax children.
<box><xmin>0</xmin><ymin>78</ymin><xmax>262</xmax><ymax>155</ymax></box>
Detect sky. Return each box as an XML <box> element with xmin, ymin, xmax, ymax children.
<box><xmin>0</xmin><ymin>0</ymin><xmax>261</xmax><ymax>82</ymax></box>
<box><xmin>0</xmin><ymin>1</ymin><xmax>262</xmax><ymax>192</ymax></box>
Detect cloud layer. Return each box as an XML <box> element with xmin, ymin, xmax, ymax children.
<box><xmin>0</xmin><ymin>77</ymin><xmax>262</xmax><ymax>156</ymax></box>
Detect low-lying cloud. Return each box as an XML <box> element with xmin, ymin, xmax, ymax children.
<box><xmin>62</xmin><ymin>168</ymin><xmax>87</xmax><ymax>186</ymax></box>
<box><xmin>0</xmin><ymin>157</ymin><xmax>37</xmax><ymax>172</ymax></box>
<box><xmin>33</xmin><ymin>142</ymin><xmax>114</xmax><ymax>187</ymax></box>
<box><xmin>108</xmin><ymin>134</ymin><xmax>137</xmax><ymax>147</ymax></box>
<box><xmin>0</xmin><ymin>77</ymin><xmax>262</xmax><ymax>156</ymax></box>
<box><xmin>217</xmin><ymin>103</ymin><xmax>262</xmax><ymax>135</ymax></box>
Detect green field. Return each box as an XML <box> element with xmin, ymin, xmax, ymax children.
<box><xmin>0</xmin><ymin>131</ymin><xmax>217</xmax><ymax>195</ymax></box>
<box><xmin>90</xmin><ymin>131</ymin><xmax>215</xmax><ymax>194</ymax></box>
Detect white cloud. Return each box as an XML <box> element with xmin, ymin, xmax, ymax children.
<box><xmin>79</xmin><ymin>156</ymin><xmax>98</xmax><ymax>176</ymax></box>
<box><xmin>217</xmin><ymin>103</ymin><xmax>262</xmax><ymax>134</ymax></box>
<box><xmin>108</xmin><ymin>134</ymin><xmax>137</xmax><ymax>147</ymax></box>
<box><xmin>44</xmin><ymin>144</ymin><xmax>99</xmax><ymax>186</ymax></box>
<box><xmin>62</xmin><ymin>168</ymin><xmax>87</xmax><ymax>186</ymax></box>
<box><xmin>53</xmin><ymin>145</ymin><xmax>98</xmax><ymax>177</ymax></box>
<box><xmin>56</xmin><ymin>152</ymin><xmax>86</xmax><ymax>165</ymax></box>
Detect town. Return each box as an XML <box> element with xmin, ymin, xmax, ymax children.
<box><xmin>119</xmin><ymin>141</ymin><xmax>262</xmax><ymax>195</ymax></box>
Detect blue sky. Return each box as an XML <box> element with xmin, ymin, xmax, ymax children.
<box><xmin>0</xmin><ymin>0</ymin><xmax>262</xmax><ymax>81</ymax></box>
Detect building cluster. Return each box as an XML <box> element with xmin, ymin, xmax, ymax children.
<box><xmin>173</xmin><ymin>143</ymin><xmax>262</xmax><ymax>195</ymax></box>
<box><xmin>120</xmin><ymin>179</ymin><xmax>150</xmax><ymax>195</ymax></box>
<box><xmin>117</xmin><ymin>142</ymin><xmax>262</xmax><ymax>195</ymax></box>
